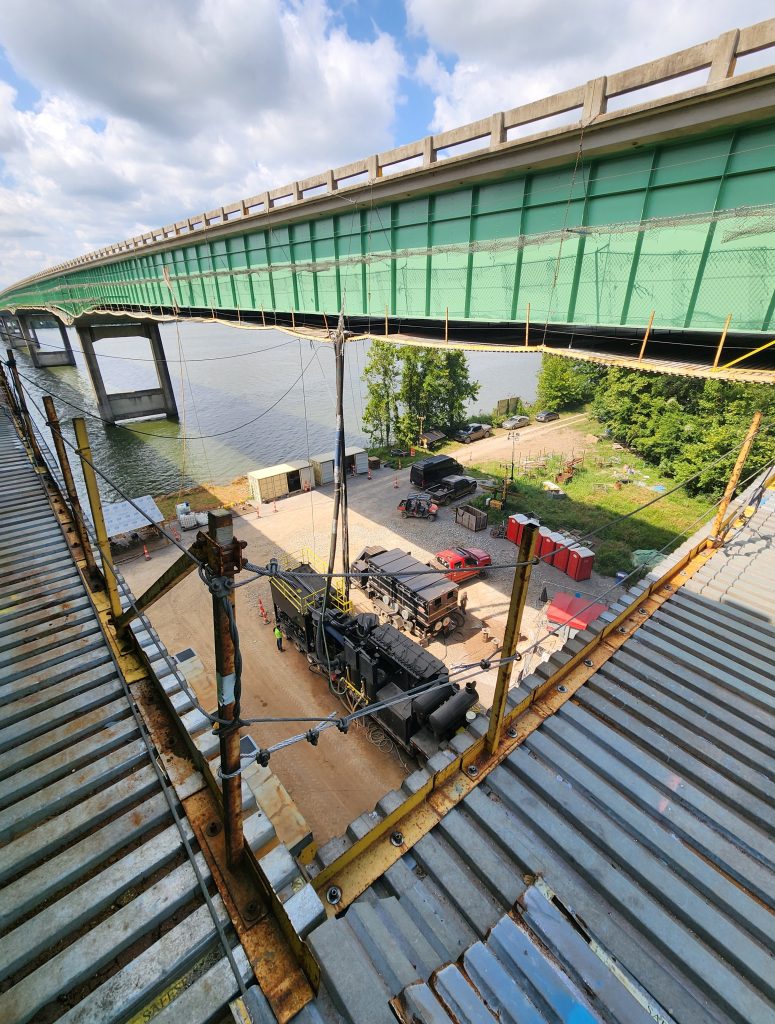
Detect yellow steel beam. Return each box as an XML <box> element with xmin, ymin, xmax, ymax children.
<box><xmin>717</xmin><ymin>335</ymin><xmax>775</xmax><ymax>370</ymax></box>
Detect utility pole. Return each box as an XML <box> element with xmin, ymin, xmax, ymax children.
<box><xmin>710</xmin><ymin>411</ymin><xmax>762</xmax><ymax>545</ymax></box>
<box><xmin>417</xmin><ymin>413</ymin><xmax>426</xmax><ymax>446</ymax></box>
<box><xmin>324</xmin><ymin>305</ymin><xmax>350</xmax><ymax>605</ymax></box>
<box><xmin>486</xmin><ymin>522</ymin><xmax>538</xmax><ymax>755</ymax></box>
<box><xmin>205</xmin><ymin>508</ymin><xmax>245</xmax><ymax>868</ymax></box>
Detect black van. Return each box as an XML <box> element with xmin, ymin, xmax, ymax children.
<box><xmin>410</xmin><ymin>454</ymin><xmax>464</xmax><ymax>490</ymax></box>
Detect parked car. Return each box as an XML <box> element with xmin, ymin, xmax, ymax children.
<box><xmin>502</xmin><ymin>414</ymin><xmax>530</xmax><ymax>429</ymax></box>
<box><xmin>397</xmin><ymin>495</ymin><xmax>439</xmax><ymax>520</ymax></box>
<box><xmin>454</xmin><ymin>423</ymin><xmax>493</xmax><ymax>443</ymax></box>
<box><xmin>410</xmin><ymin>454</ymin><xmax>464</xmax><ymax>489</ymax></box>
<box><xmin>433</xmin><ymin>546</ymin><xmax>492</xmax><ymax>583</ymax></box>
<box><xmin>535</xmin><ymin>410</ymin><xmax>560</xmax><ymax>423</ymax></box>
<box><xmin>425</xmin><ymin>475</ymin><xmax>477</xmax><ymax>505</ymax></box>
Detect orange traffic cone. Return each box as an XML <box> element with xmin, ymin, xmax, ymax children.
<box><xmin>258</xmin><ymin>598</ymin><xmax>270</xmax><ymax>623</ymax></box>
<box><xmin>367</xmin><ymin>468</ymin><xmax>372</xmax><ymax>480</ymax></box>
<box><xmin>393</xmin><ymin>474</ymin><xmax>399</xmax><ymax>488</ymax></box>
<box><xmin>143</xmin><ymin>544</ymin><xmax>151</xmax><ymax>561</ymax></box>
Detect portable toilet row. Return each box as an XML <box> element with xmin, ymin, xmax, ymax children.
<box><xmin>506</xmin><ymin>513</ymin><xmax>594</xmax><ymax>581</ymax></box>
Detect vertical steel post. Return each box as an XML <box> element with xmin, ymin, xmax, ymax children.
<box><xmin>524</xmin><ymin>303</ymin><xmax>530</xmax><ymax>346</ymax></box>
<box><xmin>43</xmin><ymin>396</ymin><xmax>100</xmax><ymax>586</ymax></box>
<box><xmin>486</xmin><ymin>523</ymin><xmax>538</xmax><ymax>755</ymax></box>
<box><xmin>206</xmin><ymin>508</ymin><xmax>244</xmax><ymax>867</ymax></box>
<box><xmin>5</xmin><ymin>349</ymin><xmax>45</xmax><ymax>468</ymax></box>
<box><xmin>710</xmin><ymin>411</ymin><xmax>762</xmax><ymax>544</ymax></box>
<box><xmin>72</xmin><ymin>417</ymin><xmax>123</xmax><ymax>623</ymax></box>
<box><xmin>0</xmin><ymin>358</ymin><xmax>21</xmax><ymax>419</ymax></box>
<box><xmin>638</xmin><ymin>311</ymin><xmax>655</xmax><ymax>361</ymax></box>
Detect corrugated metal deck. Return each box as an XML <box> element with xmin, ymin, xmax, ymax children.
<box><xmin>300</xmin><ymin>487</ymin><xmax>775</xmax><ymax>1024</ymax></box>
<box><xmin>0</xmin><ymin>410</ymin><xmax>256</xmax><ymax>1024</ymax></box>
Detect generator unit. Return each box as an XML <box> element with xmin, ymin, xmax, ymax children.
<box><xmin>269</xmin><ymin>558</ymin><xmax>478</xmax><ymax>760</ymax></box>
<box><xmin>350</xmin><ymin>545</ymin><xmax>463</xmax><ymax>637</ymax></box>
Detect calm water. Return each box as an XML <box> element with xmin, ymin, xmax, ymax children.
<box><xmin>19</xmin><ymin>321</ymin><xmax>541</xmax><ymax>500</ymax></box>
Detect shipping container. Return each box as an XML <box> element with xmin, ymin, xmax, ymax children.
<box><xmin>247</xmin><ymin>461</ymin><xmax>314</xmax><ymax>503</ymax></box>
<box><xmin>310</xmin><ymin>446</ymin><xmax>368</xmax><ymax>485</ymax></box>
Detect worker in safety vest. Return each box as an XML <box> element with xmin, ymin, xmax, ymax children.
<box><xmin>274</xmin><ymin>624</ymin><xmax>284</xmax><ymax>652</ymax></box>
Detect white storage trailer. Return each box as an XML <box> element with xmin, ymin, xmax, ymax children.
<box><xmin>310</xmin><ymin>447</ymin><xmax>368</xmax><ymax>485</ymax></box>
<box><xmin>247</xmin><ymin>461</ymin><xmax>314</xmax><ymax>503</ymax></box>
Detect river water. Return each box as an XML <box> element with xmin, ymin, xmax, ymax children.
<box><xmin>19</xmin><ymin>321</ymin><xmax>541</xmax><ymax>500</ymax></box>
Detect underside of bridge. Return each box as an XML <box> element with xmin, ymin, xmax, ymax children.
<box><xmin>2</xmin><ymin>19</ymin><xmax>775</xmax><ymax>383</ymax></box>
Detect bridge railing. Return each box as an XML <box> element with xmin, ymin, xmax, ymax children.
<box><xmin>9</xmin><ymin>17</ymin><xmax>775</xmax><ymax>289</ymax></box>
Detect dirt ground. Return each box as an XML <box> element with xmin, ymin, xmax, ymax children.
<box><xmin>123</xmin><ymin>415</ymin><xmax>612</xmax><ymax>844</ymax></box>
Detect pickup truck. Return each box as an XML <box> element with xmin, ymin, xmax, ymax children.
<box><xmin>425</xmin><ymin>474</ymin><xmax>477</xmax><ymax>505</ymax></box>
<box><xmin>433</xmin><ymin>546</ymin><xmax>492</xmax><ymax>583</ymax></box>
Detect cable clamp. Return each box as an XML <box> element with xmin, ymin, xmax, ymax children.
<box><xmin>267</xmin><ymin>557</ymin><xmax>280</xmax><ymax>577</ymax></box>
<box><xmin>305</xmin><ymin>729</ymin><xmax>320</xmax><ymax>746</ymax></box>
<box><xmin>257</xmin><ymin>748</ymin><xmax>271</xmax><ymax>767</ymax></box>
<box><xmin>480</xmin><ymin>659</ymin><xmax>491</xmax><ymax>670</ymax></box>
<box><xmin>336</xmin><ymin>718</ymin><xmax>349</xmax><ymax>734</ymax></box>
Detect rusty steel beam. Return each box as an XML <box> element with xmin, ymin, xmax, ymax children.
<box><xmin>72</xmin><ymin>416</ymin><xmax>124</xmax><ymax>627</ymax></box>
<box><xmin>42</xmin><ymin>395</ymin><xmax>101</xmax><ymax>588</ymax></box>
<box><xmin>114</xmin><ymin>537</ymin><xmax>205</xmax><ymax>632</ymax></box>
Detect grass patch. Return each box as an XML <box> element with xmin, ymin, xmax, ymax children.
<box><xmin>155</xmin><ymin>477</ymin><xmax>249</xmax><ymax>521</ymax></box>
<box><xmin>470</xmin><ymin>437</ymin><xmax>716</xmax><ymax>577</ymax></box>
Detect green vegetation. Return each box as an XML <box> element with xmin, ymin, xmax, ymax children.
<box><xmin>535</xmin><ymin>355</ymin><xmax>602</xmax><ymax>411</ymax></box>
<box><xmin>470</xmin><ymin>440</ymin><xmax>714</xmax><ymax>577</ymax></box>
<box><xmin>362</xmin><ymin>341</ymin><xmax>480</xmax><ymax>447</ymax></box>
<box><xmin>592</xmin><ymin>371</ymin><xmax>775</xmax><ymax>495</ymax></box>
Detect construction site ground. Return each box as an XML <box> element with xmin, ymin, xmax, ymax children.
<box><xmin>123</xmin><ymin>415</ymin><xmax>612</xmax><ymax>845</ymax></box>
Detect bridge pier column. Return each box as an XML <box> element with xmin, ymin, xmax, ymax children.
<box><xmin>75</xmin><ymin>320</ymin><xmax>179</xmax><ymax>425</ymax></box>
<box><xmin>24</xmin><ymin>317</ymin><xmax>77</xmax><ymax>368</ymax></box>
<box><xmin>17</xmin><ymin>315</ymin><xmax>42</xmax><ymax>365</ymax></box>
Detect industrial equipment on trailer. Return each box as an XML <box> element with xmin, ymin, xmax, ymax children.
<box><xmin>350</xmin><ymin>545</ymin><xmax>464</xmax><ymax>636</ymax></box>
<box><xmin>269</xmin><ymin>556</ymin><xmax>478</xmax><ymax>760</ymax></box>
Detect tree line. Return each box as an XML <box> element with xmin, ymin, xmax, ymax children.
<box><xmin>535</xmin><ymin>355</ymin><xmax>775</xmax><ymax>494</ymax></box>
<box><xmin>362</xmin><ymin>340</ymin><xmax>480</xmax><ymax>447</ymax></box>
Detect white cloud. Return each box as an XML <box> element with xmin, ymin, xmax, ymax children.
<box><xmin>407</xmin><ymin>0</ymin><xmax>775</xmax><ymax>131</ymax></box>
<box><xmin>0</xmin><ymin>0</ymin><xmax>404</xmax><ymax>288</ymax></box>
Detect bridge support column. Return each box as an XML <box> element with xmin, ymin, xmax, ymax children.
<box><xmin>17</xmin><ymin>315</ymin><xmax>42</xmax><ymax>364</ymax></box>
<box><xmin>75</xmin><ymin>320</ymin><xmax>179</xmax><ymax>425</ymax></box>
<box><xmin>24</xmin><ymin>318</ymin><xmax>77</xmax><ymax>368</ymax></box>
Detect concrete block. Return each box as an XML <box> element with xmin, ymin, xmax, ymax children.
<box><xmin>376</xmin><ymin>789</ymin><xmax>405</xmax><ymax>817</ymax></box>
<box><xmin>181</xmin><ymin>708</ymin><xmax>210</xmax><ymax>737</ymax></box>
<box><xmin>402</xmin><ymin>769</ymin><xmax>430</xmax><ymax>796</ymax></box>
<box><xmin>448</xmin><ymin>731</ymin><xmax>476</xmax><ymax>755</ymax></box>
<box><xmin>425</xmin><ymin>750</ymin><xmax>455</xmax><ymax>774</ymax></box>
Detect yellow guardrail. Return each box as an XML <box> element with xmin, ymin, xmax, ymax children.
<box><xmin>274</xmin><ymin>547</ymin><xmax>352</xmax><ymax>615</ymax></box>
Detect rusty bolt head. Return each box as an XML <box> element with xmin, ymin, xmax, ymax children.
<box><xmin>466</xmin><ymin>764</ymin><xmax>479</xmax><ymax>778</ymax></box>
<box><xmin>506</xmin><ymin>727</ymin><xmax>517</xmax><ymax>739</ymax></box>
<box><xmin>326</xmin><ymin>886</ymin><xmax>342</xmax><ymax>906</ymax></box>
<box><xmin>583</xmin><ymin>658</ymin><xmax>594</xmax><ymax>668</ymax></box>
<box><xmin>557</xmin><ymin>684</ymin><xmax>568</xmax><ymax>693</ymax></box>
<box><xmin>205</xmin><ymin>821</ymin><xmax>222</xmax><ymax>838</ymax></box>
<box><xmin>390</xmin><ymin>831</ymin><xmax>404</xmax><ymax>848</ymax></box>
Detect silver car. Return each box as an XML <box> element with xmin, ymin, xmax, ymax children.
<box><xmin>502</xmin><ymin>415</ymin><xmax>530</xmax><ymax>429</ymax></box>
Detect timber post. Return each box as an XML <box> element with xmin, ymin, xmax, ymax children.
<box><xmin>709</xmin><ymin>411</ymin><xmax>762</xmax><ymax>545</ymax></box>
<box><xmin>206</xmin><ymin>508</ymin><xmax>245</xmax><ymax>868</ymax></box>
<box><xmin>485</xmin><ymin>522</ymin><xmax>538</xmax><ymax>755</ymax></box>
<box><xmin>5</xmin><ymin>349</ymin><xmax>45</xmax><ymax>469</ymax></box>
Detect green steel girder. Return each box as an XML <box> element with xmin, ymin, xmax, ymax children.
<box><xmin>3</xmin><ymin>123</ymin><xmax>775</xmax><ymax>335</ymax></box>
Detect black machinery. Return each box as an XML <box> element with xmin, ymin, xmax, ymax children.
<box><xmin>270</xmin><ymin>560</ymin><xmax>478</xmax><ymax>760</ymax></box>
<box><xmin>350</xmin><ymin>545</ymin><xmax>464</xmax><ymax>637</ymax></box>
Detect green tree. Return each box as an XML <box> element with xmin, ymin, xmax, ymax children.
<box><xmin>592</xmin><ymin>369</ymin><xmax>775</xmax><ymax>495</ymax></box>
<box><xmin>396</xmin><ymin>348</ymin><xmax>480</xmax><ymax>445</ymax></box>
<box><xmin>361</xmin><ymin>340</ymin><xmax>400</xmax><ymax>447</ymax></box>
<box><xmin>535</xmin><ymin>355</ymin><xmax>602</xmax><ymax>410</ymax></box>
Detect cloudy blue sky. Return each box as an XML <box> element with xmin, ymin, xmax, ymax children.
<box><xmin>0</xmin><ymin>0</ymin><xmax>772</xmax><ymax>288</ymax></box>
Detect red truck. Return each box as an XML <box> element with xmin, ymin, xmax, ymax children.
<box><xmin>433</xmin><ymin>546</ymin><xmax>492</xmax><ymax>583</ymax></box>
